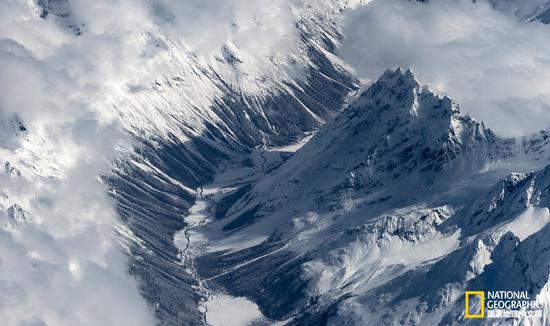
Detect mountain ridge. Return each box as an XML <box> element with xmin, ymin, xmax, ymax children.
<box><xmin>192</xmin><ymin>68</ymin><xmax>550</xmax><ymax>325</ymax></box>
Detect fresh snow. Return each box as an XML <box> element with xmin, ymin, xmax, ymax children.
<box><xmin>204</xmin><ymin>293</ymin><xmax>266</xmax><ymax>326</ymax></box>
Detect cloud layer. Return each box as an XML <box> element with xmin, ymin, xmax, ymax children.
<box><xmin>339</xmin><ymin>0</ymin><xmax>550</xmax><ymax>136</ymax></box>
<box><xmin>0</xmin><ymin>1</ymin><xmax>157</xmax><ymax>325</ymax></box>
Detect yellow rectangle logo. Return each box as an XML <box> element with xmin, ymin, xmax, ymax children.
<box><xmin>465</xmin><ymin>291</ymin><xmax>485</xmax><ymax>318</ymax></box>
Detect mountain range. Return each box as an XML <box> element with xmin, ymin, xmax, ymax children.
<box><xmin>2</xmin><ymin>0</ymin><xmax>550</xmax><ymax>325</ymax></box>
<box><xmin>191</xmin><ymin>68</ymin><xmax>550</xmax><ymax>325</ymax></box>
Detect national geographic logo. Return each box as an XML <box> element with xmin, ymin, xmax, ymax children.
<box><xmin>465</xmin><ymin>290</ymin><xmax>542</xmax><ymax>319</ymax></box>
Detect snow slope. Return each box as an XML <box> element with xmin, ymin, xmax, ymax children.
<box><xmin>193</xmin><ymin>69</ymin><xmax>550</xmax><ymax>325</ymax></box>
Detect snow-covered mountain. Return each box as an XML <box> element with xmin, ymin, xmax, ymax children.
<box><xmin>191</xmin><ymin>69</ymin><xmax>550</xmax><ymax>325</ymax></box>
<box><xmin>1</xmin><ymin>0</ymin><xmax>360</xmax><ymax>324</ymax></box>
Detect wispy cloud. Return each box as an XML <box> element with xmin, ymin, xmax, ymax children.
<box><xmin>339</xmin><ymin>0</ymin><xmax>550</xmax><ymax>136</ymax></box>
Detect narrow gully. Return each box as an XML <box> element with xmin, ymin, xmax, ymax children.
<box><xmin>179</xmin><ymin>185</ymin><xmax>215</xmax><ymax>326</ymax></box>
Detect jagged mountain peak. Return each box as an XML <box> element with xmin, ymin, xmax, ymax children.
<box><xmin>220</xmin><ymin>70</ymin><xmax>507</xmax><ymax>233</ymax></box>
<box><xmin>461</xmin><ymin>164</ymin><xmax>550</xmax><ymax>237</ymax></box>
<box><xmin>341</xmin><ymin>68</ymin><xmax>489</xmax><ymax>145</ymax></box>
<box><xmin>296</xmin><ymin>68</ymin><xmax>501</xmax><ymax>183</ymax></box>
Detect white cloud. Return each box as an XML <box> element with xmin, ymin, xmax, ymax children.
<box><xmin>339</xmin><ymin>0</ymin><xmax>550</xmax><ymax>136</ymax></box>
<box><xmin>0</xmin><ymin>2</ymin><xmax>154</xmax><ymax>320</ymax></box>
<box><xmin>150</xmin><ymin>0</ymin><xmax>297</xmax><ymax>57</ymax></box>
